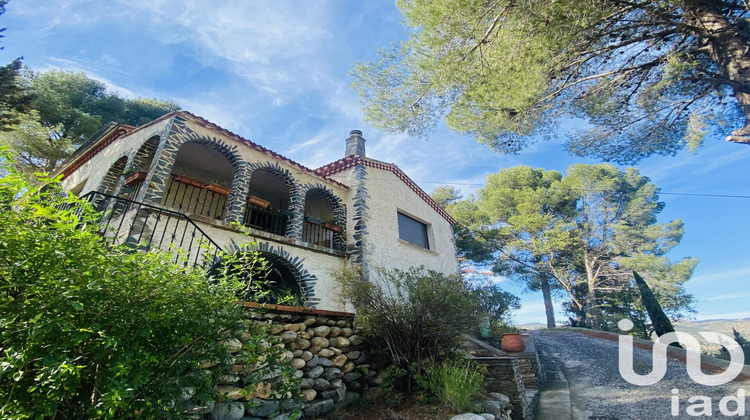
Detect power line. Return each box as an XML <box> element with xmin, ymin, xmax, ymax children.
<box><xmin>368</xmin><ymin>178</ymin><xmax>750</xmax><ymax>200</ymax></box>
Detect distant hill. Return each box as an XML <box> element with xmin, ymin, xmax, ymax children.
<box><xmin>674</xmin><ymin>318</ymin><xmax>750</xmax><ymax>354</ymax></box>
<box><xmin>516</xmin><ymin>322</ymin><xmax>547</xmax><ymax>331</ymax></box>
<box><xmin>674</xmin><ymin>318</ymin><xmax>750</xmax><ymax>336</ymax></box>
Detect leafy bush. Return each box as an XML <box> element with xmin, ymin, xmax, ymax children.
<box><xmin>467</xmin><ymin>280</ymin><xmax>521</xmax><ymax>323</ymax></box>
<box><xmin>336</xmin><ymin>266</ymin><xmax>481</xmax><ymax>393</ymax></box>
<box><xmin>0</xmin><ymin>158</ymin><xmax>295</xmax><ymax>419</ymax></box>
<box><xmin>717</xmin><ymin>328</ymin><xmax>750</xmax><ymax>362</ymax></box>
<box><xmin>419</xmin><ymin>359</ymin><xmax>485</xmax><ymax>413</ymax></box>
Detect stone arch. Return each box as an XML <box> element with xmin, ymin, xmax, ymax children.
<box><xmin>139</xmin><ymin>117</ymin><xmax>249</xmax><ymax>223</ymax></box>
<box><xmin>98</xmin><ymin>155</ymin><xmax>128</xmax><ymax>196</ymax></box>
<box><xmin>300</xmin><ymin>183</ymin><xmax>346</xmax><ymax>250</ymax></box>
<box><xmin>218</xmin><ymin>242</ymin><xmax>318</xmax><ymax>307</ymax></box>
<box><xmin>130</xmin><ymin>135</ymin><xmax>160</xmax><ymax>172</ymax></box>
<box><xmin>244</xmin><ymin>162</ymin><xmax>300</xmax><ymax>238</ymax></box>
<box><xmin>121</xmin><ymin>135</ymin><xmax>160</xmax><ymax>201</ymax></box>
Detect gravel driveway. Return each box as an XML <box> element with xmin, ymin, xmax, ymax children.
<box><xmin>532</xmin><ymin>330</ymin><xmax>749</xmax><ymax>420</ymax></box>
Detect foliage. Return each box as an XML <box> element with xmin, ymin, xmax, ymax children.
<box><xmin>335</xmin><ymin>265</ymin><xmax>481</xmax><ymax>393</ymax></box>
<box><xmin>2</xmin><ymin>70</ymin><xmax>180</xmax><ymax>174</ymax></box>
<box><xmin>0</xmin><ymin>110</ymin><xmax>69</xmax><ymax>175</ymax></box>
<box><xmin>594</xmin><ymin>258</ymin><xmax>696</xmax><ymax>338</ymax></box>
<box><xmin>28</xmin><ymin>70</ymin><xmax>180</xmax><ymax>143</ymax></box>
<box><xmin>0</xmin><ymin>156</ymin><xmax>296</xmax><ymax>419</ymax></box>
<box><xmin>449</xmin><ymin>164</ymin><xmax>696</xmax><ymax>329</ymax></box>
<box><xmin>353</xmin><ymin>0</ymin><xmax>750</xmax><ymax>162</ymax></box>
<box><xmin>0</xmin><ymin>59</ymin><xmax>32</xmax><ymax>131</ymax></box>
<box><xmin>0</xmin><ymin>3</ymin><xmax>33</xmax><ymax>131</ymax></box>
<box><xmin>450</xmin><ymin>166</ymin><xmax>575</xmax><ymax>328</ymax></box>
<box><xmin>561</xmin><ymin>164</ymin><xmax>695</xmax><ymax>328</ymax></box>
<box><xmin>633</xmin><ymin>270</ymin><xmax>677</xmax><ymax>337</ymax></box>
<box><xmin>489</xmin><ymin>321</ymin><xmax>519</xmax><ymax>336</ymax></box>
<box><xmin>417</xmin><ymin>358</ymin><xmax>485</xmax><ymax>413</ymax></box>
<box><xmin>429</xmin><ymin>185</ymin><xmax>462</xmax><ymax>208</ymax></box>
<box><xmin>211</xmin><ymin>244</ymin><xmax>305</xmax><ymax>306</ymax></box>
<box><xmin>466</xmin><ymin>279</ymin><xmax>520</xmax><ymax>323</ymax></box>
<box><xmin>718</xmin><ymin>328</ymin><xmax>750</xmax><ymax>362</ymax></box>
<box><xmin>378</xmin><ymin>365</ymin><xmax>407</xmax><ymax>406</ymax></box>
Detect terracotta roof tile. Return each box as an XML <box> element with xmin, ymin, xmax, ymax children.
<box><xmin>60</xmin><ymin>111</ymin><xmax>349</xmax><ymax>190</ymax></box>
<box><xmin>316</xmin><ymin>156</ymin><xmax>457</xmax><ymax>225</ymax></box>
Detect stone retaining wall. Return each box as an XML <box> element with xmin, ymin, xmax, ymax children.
<box><xmin>461</xmin><ymin>335</ymin><xmax>541</xmax><ymax>420</ymax></box>
<box><xmin>203</xmin><ymin>304</ymin><xmax>377</xmax><ymax>420</ymax></box>
<box><xmin>514</xmin><ymin>352</ymin><xmax>540</xmax><ymax>392</ymax></box>
<box><xmin>470</xmin><ymin>356</ymin><xmax>527</xmax><ymax>420</ymax></box>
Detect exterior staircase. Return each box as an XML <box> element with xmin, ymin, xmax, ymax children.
<box><xmin>78</xmin><ymin>191</ymin><xmax>223</xmax><ymax>268</ymax></box>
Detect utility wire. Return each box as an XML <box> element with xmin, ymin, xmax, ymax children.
<box><xmin>361</xmin><ymin>177</ymin><xmax>750</xmax><ymax>199</ymax></box>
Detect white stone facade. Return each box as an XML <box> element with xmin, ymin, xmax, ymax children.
<box><xmin>57</xmin><ymin>111</ymin><xmax>458</xmax><ymax>311</ymax></box>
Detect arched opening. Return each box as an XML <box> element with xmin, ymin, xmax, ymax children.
<box><xmin>243</xmin><ymin>169</ymin><xmax>292</xmax><ymax>236</ymax></box>
<box><xmin>162</xmin><ymin>142</ymin><xmax>234</xmax><ymax>219</ymax></box>
<box><xmin>121</xmin><ymin>136</ymin><xmax>160</xmax><ymax>201</ymax></box>
<box><xmin>302</xmin><ymin>188</ymin><xmax>344</xmax><ymax>250</ymax></box>
<box><xmin>132</xmin><ymin>136</ymin><xmax>160</xmax><ymax>172</ymax></box>
<box><xmin>99</xmin><ymin>156</ymin><xmax>128</xmax><ymax>196</ymax></box>
<box><xmin>214</xmin><ymin>251</ymin><xmax>304</xmax><ymax>305</ymax></box>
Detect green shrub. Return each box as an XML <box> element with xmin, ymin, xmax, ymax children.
<box><xmin>0</xmin><ymin>156</ymin><xmax>296</xmax><ymax>419</ymax></box>
<box><xmin>336</xmin><ymin>265</ymin><xmax>481</xmax><ymax>394</ymax></box>
<box><xmin>422</xmin><ymin>359</ymin><xmax>485</xmax><ymax>413</ymax></box>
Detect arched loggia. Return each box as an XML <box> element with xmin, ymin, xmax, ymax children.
<box><xmin>212</xmin><ymin>251</ymin><xmax>306</xmax><ymax>305</ymax></box>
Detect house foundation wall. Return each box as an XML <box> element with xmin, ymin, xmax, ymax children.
<box><xmin>198</xmin><ymin>305</ymin><xmax>376</xmax><ymax>419</ymax></box>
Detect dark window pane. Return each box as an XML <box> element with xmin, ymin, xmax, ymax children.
<box><xmin>398</xmin><ymin>212</ymin><xmax>429</xmax><ymax>249</ymax></box>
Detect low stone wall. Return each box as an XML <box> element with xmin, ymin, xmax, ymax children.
<box><xmin>471</xmin><ymin>356</ymin><xmax>527</xmax><ymax>420</ymax></box>
<box><xmin>461</xmin><ymin>335</ymin><xmax>541</xmax><ymax>420</ymax></box>
<box><xmin>204</xmin><ymin>303</ymin><xmax>377</xmax><ymax>420</ymax></box>
<box><xmin>514</xmin><ymin>352</ymin><xmax>540</xmax><ymax>392</ymax></box>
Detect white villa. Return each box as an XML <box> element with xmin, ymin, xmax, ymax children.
<box><xmin>57</xmin><ymin>111</ymin><xmax>458</xmax><ymax>311</ymax></box>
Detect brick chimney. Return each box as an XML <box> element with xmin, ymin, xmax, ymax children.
<box><xmin>345</xmin><ymin>130</ymin><xmax>366</xmax><ymax>157</ymax></box>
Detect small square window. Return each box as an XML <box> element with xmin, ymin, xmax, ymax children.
<box><xmin>398</xmin><ymin>212</ymin><xmax>430</xmax><ymax>249</ymax></box>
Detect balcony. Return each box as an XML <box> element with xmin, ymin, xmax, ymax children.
<box><xmin>162</xmin><ymin>174</ymin><xmax>230</xmax><ymax>219</ymax></box>
<box><xmin>302</xmin><ymin>218</ymin><xmax>343</xmax><ymax>250</ymax></box>
<box><xmin>243</xmin><ymin>200</ymin><xmax>291</xmax><ymax>237</ymax></box>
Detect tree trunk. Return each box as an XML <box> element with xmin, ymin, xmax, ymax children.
<box><xmin>540</xmin><ymin>275</ymin><xmax>556</xmax><ymax>328</ymax></box>
<box><xmin>684</xmin><ymin>0</ymin><xmax>750</xmax><ymax>144</ymax></box>
<box><xmin>584</xmin><ymin>260</ymin><xmax>598</xmax><ymax>328</ymax></box>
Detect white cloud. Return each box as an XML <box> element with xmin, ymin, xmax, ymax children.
<box><xmin>690</xmin><ymin>266</ymin><xmax>750</xmax><ymax>284</ymax></box>
<box><xmin>286</xmin><ymin>133</ymin><xmax>328</xmax><ymax>155</ymax></box>
<box><xmin>37</xmin><ymin>57</ymin><xmax>146</xmax><ymax>100</ymax></box>
<box><xmin>114</xmin><ymin>1</ymin><xmax>334</xmax><ymax>92</ymax></box>
<box><xmin>702</xmin><ymin>292</ymin><xmax>750</xmax><ymax>302</ymax></box>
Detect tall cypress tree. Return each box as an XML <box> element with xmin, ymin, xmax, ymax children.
<box><xmin>633</xmin><ymin>270</ymin><xmax>676</xmax><ymax>337</ymax></box>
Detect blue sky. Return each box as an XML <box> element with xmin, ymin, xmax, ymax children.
<box><xmin>5</xmin><ymin>1</ymin><xmax>750</xmax><ymax>324</ymax></box>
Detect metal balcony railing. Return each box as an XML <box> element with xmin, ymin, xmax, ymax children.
<box><xmin>162</xmin><ymin>174</ymin><xmax>229</xmax><ymax>220</ymax></box>
<box><xmin>78</xmin><ymin>191</ymin><xmax>223</xmax><ymax>268</ymax></box>
<box><xmin>302</xmin><ymin>220</ymin><xmax>345</xmax><ymax>251</ymax></box>
<box><xmin>243</xmin><ymin>202</ymin><xmax>290</xmax><ymax>237</ymax></box>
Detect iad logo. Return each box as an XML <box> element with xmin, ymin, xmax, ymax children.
<box><xmin>617</xmin><ymin>319</ymin><xmax>747</xmax><ymax>416</ymax></box>
<box><xmin>617</xmin><ymin>318</ymin><xmax>745</xmax><ymax>386</ymax></box>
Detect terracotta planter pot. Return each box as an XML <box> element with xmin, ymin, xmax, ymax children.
<box><xmin>323</xmin><ymin>222</ymin><xmax>343</xmax><ymax>233</ymax></box>
<box><xmin>501</xmin><ymin>333</ymin><xmax>527</xmax><ymax>352</ymax></box>
<box><xmin>248</xmin><ymin>196</ymin><xmax>270</xmax><ymax>208</ymax></box>
<box><xmin>123</xmin><ymin>171</ymin><xmax>147</xmax><ymax>186</ymax></box>
<box><xmin>175</xmin><ymin>175</ymin><xmax>205</xmax><ymax>188</ymax></box>
<box><xmin>206</xmin><ymin>183</ymin><xmax>231</xmax><ymax>196</ymax></box>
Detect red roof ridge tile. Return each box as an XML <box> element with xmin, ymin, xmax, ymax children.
<box><xmin>315</xmin><ymin>155</ymin><xmax>457</xmax><ymax>225</ymax></box>
<box><xmin>60</xmin><ymin>110</ymin><xmax>349</xmax><ymax>190</ymax></box>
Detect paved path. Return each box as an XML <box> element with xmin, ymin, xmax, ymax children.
<box><xmin>532</xmin><ymin>330</ymin><xmax>750</xmax><ymax>420</ymax></box>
